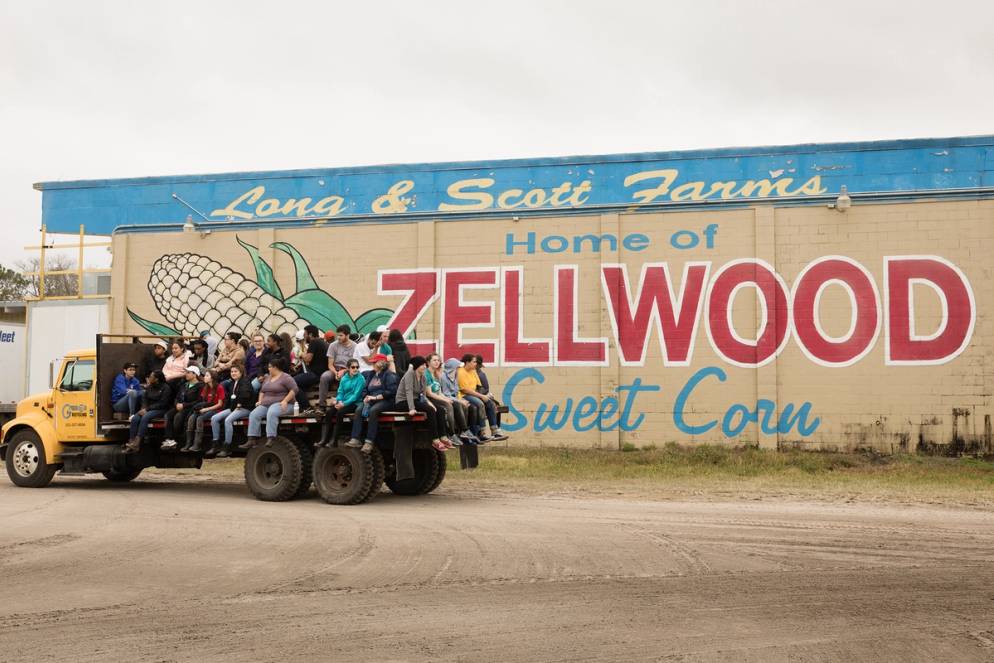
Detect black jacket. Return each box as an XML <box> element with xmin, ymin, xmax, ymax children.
<box><xmin>173</xmin><ymin>381</ymin><xmax>202</xmax><ymax>407</ymax></box>
<box><xmin>142</xmin><ymin>382</ymin><xmax>173</xmax><ymax>411</ymax></box>
<box><xmin>262</xmin><ymin>348</ymin><xmax>287</xmax><ymax>375</ymax></box>
<box><xmin>226</xmin><ymin>377</ymin><xmax>256</xmax><ymax>410</ymax></box>
<box><xmin>392</xmin><ymin>347</ymin><xmax>411</xmax><ymax>374</ymax></box>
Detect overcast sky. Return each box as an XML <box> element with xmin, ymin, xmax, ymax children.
<box><xmin>1</xmin><ymin>0</ymin><xmax>992</xmax><ymax>268</ymax></box>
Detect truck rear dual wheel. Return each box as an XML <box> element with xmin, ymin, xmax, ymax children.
<box><xmin>243</xmin><ymin>436</ymin><xmax>306</xmax><ymax>502</ymax></box>
<box><xmin>385</xmin><ymin>448</ymin><xmax>446</xmax><ymax>496</ymax></box>
<box><xmin>313</xmin><ymin>445</ymin><xmax>384</xmax><ymax>505</ymax></box>
<box><xmin>5</xmin><ymin>430</ymin><xmax>58</xmax><ymax>488</ymax></box>
<box><xmin>291</xmin><ymin>438</ymin><xmax>314</xmax><ymax>499</ymax></box>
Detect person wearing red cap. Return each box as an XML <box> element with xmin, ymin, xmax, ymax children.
<box><xmin>347</xmin><ymin>353</ymin><xmax>398</xmax><ymax>454</ymax></box>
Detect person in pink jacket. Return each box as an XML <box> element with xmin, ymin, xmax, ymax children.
<box><xmin>162</xmin><ymin>339</ymin><xmax>190</xmax><ymax>388</ymax></box>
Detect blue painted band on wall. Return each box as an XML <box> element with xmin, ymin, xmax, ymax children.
<box><xmin>35</xmin><ymin>135</ymin><xmax>994</xmax><ymax>235</ymax></box>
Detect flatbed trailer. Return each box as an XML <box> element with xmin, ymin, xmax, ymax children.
<box><xmin>2</xmin><ymin>335</ymin><xmax>494</xmax><ymax>505</ymax></box>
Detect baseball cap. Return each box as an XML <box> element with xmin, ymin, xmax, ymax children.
<box><xmin>376</xmin><ymin>325</ymin><xmax>390</xmax><ymax>333</ymax></box>
<box><xmin>369</xmin><ymin>353</ymin><xmax>388</xmax><ymax>364</ymax></box>
<box><xmin>295</xmin><ymin>329</ymin><xmax>305</xmax><ymax>341</ymax></box>
<box><xmin>324</xmin><ymin>330</ymin><xmax>335</xmax><ymax>342</ymax></box>
<box><xmin>185</xmin><ymin>365</ymin><xmax>201</xmax><ymax>377</ymax></box>
<box><xmin>155</xmin><ymin>340</ymin><xmax>169</xmax><ymax>350</ymax></box>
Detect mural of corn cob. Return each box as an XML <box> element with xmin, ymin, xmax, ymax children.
<box><xmin>128</xmin><ymin>237</ymin><xmax>393</xmax><ymax>338</ymax></box>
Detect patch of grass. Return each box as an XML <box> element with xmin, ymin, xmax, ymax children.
<box><xmin>443</xmin><ymin>445</ymin><xmax>994</xmax><ymax>504</ymax></box>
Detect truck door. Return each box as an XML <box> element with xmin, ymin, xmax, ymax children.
<box><xmin>54</xmin><ymin>359</ymin><xmax>96</xmax><ymax>441</ymax></box>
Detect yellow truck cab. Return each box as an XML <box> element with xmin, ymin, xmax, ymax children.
<box><xmin>0</xmin><ymin>338</ymin><xmax>202</xmax><ymax>487</ymax></box>
<box><xmin>1</xmin><ymin>349</ymin><xmax>102</xmax><ymax>487</ymax></box>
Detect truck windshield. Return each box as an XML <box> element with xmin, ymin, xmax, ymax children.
<box><xmin>59</xmin><ymin>360</ymin><xmax>95</xmax><ymax>392</ymax></box>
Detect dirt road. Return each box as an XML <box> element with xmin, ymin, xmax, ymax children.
<box><xmin>1</xmin><ymin>475</ymin><xmax>993</xmax><ymax>662</ymax></box>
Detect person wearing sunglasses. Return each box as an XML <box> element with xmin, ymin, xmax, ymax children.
<box><xmin>317</xmin><ymin>360</ymin><xmax>365</xmax><ymax>447</ymax></box>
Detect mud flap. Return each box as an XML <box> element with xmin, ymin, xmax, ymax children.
<box><xmin>459</xmin><ymin>444</ymin><xmax>479</xmax><ymax>470</ymax></box>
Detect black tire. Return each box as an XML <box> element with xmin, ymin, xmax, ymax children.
<box><xmin>102</xmin><ymin>467</ymin><xmax>143</xmax><ymax>482</ymax></box>
<box><xmin>243</xmin><ymin>436</ymin><xmax>304</xmax><ymax>502</ymax></box>
<box><xmin>361</xmin><ymin>447</ymin><xmax>385</xmax><ymax>503</ymax></box>
<box><xmin>291</xmin><ymin>437</ymin><xmax>314</xmax><ymax>499</ymax></box>
<box><xmin>5</xmin><ymin>429</ymin><xmax>58</xmax><ymax>488</ymax></box>
<box><xmin>313</xmin><ymin>446</ymin><xmax>374</xmax><ymax>505</ymax></box>
<box><xmin>424</xmin><ymin>449</ymin><xmax>447</xmax><ymax>494</ymax></box>
<box><xmin>385</xmin><ymin>448</ymin><xmax>440</xmax><ymax>496</ymax></box>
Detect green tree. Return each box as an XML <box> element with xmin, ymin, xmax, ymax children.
<box><xmin>0</xmin><ymin>263</ymin><xmax>29</xmax><ymax>300</ymax></box>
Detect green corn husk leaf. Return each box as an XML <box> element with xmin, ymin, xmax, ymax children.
<box><xmin>354</xmin><ymin>308</ymin><xmax>394</xmax><ymax>335</ymax></box>
<box><xmin>128</xmin><ymin>309</ymin><xmax>181</xmax><ymax>336</ymax></box>
<box><xmin>284</xmin><ymin>289</ymin><xmax>355</xmax><ymax>331</ymax></box>
<box><xmin>270</xmin><ymin>241</ymin><xmax>319</xmax><ymax>293</ymax></box>
<box><xmin>236</xmin><ymin>236</ymin><xmax>284</xmax><ymax>300</ymax></box>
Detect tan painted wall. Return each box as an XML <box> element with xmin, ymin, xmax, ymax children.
<box><xmin>109</xmin><ymin>199</ymin><xmax>994</xmax><ymax>453</ymax></box>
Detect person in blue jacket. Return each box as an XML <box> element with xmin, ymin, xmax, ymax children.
<box><xmin>317</xmin><ymin>358</ymin><xmax>366</xmax><ymax>448</ymax></box>
<box><xmin>347</xmin><ymin>354</ymin><xmax>398</xmax><ymax>454</ymax></box>
<box><xmin>111</xmin><ymin>362</ymin><xmax>143</xmax><ymax>418</ymax></box>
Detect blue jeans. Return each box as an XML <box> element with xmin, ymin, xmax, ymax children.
<box><xmin>129</xmin><ymin>409</ymin><xmax>165</xmax><ymax>439</ymax></box>
<box><xmin>211</xmin><ymin>407</ymin><xmax>251</xmax><ymax>445</ymax></box>
<box><xmin>464</xmin><ymin>395</ymin><xmax>497</xmax><ymax>429</ymax></box>
<box><xmin>248</xmin><ymin>403</ymin><xmax>288</xmax><ymax>438</ymax></box>
<box><xmin>351</xmin><ymin>399</ymin><xmax>390</xmax><ymax>442</ymax></box>
<box><xmin>113</xmin><ymin>390</ymin><xmax>141</xmax><ymax>415</ymax></box>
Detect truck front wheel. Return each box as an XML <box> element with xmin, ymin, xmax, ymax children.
<box><xmin>5</xmin><ymin>430</ymin><xmax>58</xmax><ymax>488</ymax></box>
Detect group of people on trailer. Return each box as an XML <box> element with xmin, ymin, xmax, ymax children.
<box><xmin>111</xmin><ymin>323</ymin><xmax>509</xmax><ymax>456</ymax></box>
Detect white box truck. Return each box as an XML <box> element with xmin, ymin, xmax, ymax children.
<box><xmin>0</xmin><ymin>321</ymin><xmax>26</xmax><ymax>423</ymax></box>
<box><xmin>0</xmin><ymin>299</ymin><xmax>109</xmax><ymax>426</ymax></box>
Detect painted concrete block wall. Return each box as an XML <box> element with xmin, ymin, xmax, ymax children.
<box><xmin>109</xmin><ymin>198</ymin><xmax>994</xmax><ymax>454</ymax></box>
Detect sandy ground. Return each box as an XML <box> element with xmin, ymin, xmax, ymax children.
<box><xmin>1</xmin><ymin>474</ymin><xmax>993</xmax><ymax>662</ymax></box>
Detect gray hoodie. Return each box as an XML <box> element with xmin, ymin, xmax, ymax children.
<box><xmin>395</xmin><ymin>365</ymin><xmax>427</xmax><ymax>410</ymax></box>
<box><xmin>440</xmin><ymin>358</ymin><xmax>461</xmax><ymax>399</ymax></box>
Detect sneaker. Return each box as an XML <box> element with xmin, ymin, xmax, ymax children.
<box><xmin>477</xmin><ymin>434</ymin><xmax>492</xmax><ymax>443</ymax></box>
<box><xmin>360</xmin><ymin>441</ymin><xmax>374</xmax><ymax>454</ymax></box>
<box><xmin>449</xmin><ymin>436</ymin><xmax>464</xmax><ymax>446</ymax></box>
<box><xmin>203</xmin><ymin>445</ymin><xmax>219</xmax><ymax>458</ymax></box>
<box><xmin>490</xmin><ymin>432</ymin><xmax>509</xmax><ymax>441</ymax></box>
<box><xmin>493</xmin><ymin>427</ymin><xmax>508</xmax><ymax>437</ymax></box>
<box><xmin>345</xmin><ymin>438</ymin><xmax>362</xmax><ymax>448</ymax></box>
<box><xmin>161</xmin><ymin>439</ymin><xmax>178</xmax><ymax>451</ymax></box>
<box><xmin>298</xmin><ymin>408</ymin><xmax>320</xmax><ymax>417</ymax></box>
<box><xmin>265</xmin><ymin>437</ymin><xmax>276</xmax><ymax>447</ymax></box>
<box><xmin>217</xmin><ymin>449</ymin><xmax>231</xmax><ymax>458</ymax></box>
<box><xmin>128</xmin><ymin>414</ymin><xmax>136</xmax><ymax>423</ymax></box>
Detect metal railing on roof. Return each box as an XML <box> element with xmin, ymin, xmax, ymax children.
<box><xmin>22</xmin><ymin>224</ymin><xmax>111</xmax><ymax>300</ymax></box>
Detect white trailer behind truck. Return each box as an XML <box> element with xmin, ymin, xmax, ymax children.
<box><xmin>0</xmin><ymin>298</ymin><xmax>109</xmax><ymax>426</ymax></box>
<box><xmin>0</xmin><ymin>321</ymin><xmax>26</xmax><ymax>420</ymax></box>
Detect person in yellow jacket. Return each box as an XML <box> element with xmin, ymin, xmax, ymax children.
<box><xmin>456</xmin><ymin>354</ymin><xmax>508</xmax><ymax>441</ymax></box>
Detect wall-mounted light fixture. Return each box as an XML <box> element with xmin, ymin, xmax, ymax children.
<box><xmin>830</xmin><ymin>185</ymin><xmax>852</xmax><ymax>213</ymax></box>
